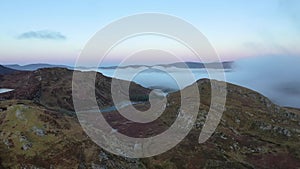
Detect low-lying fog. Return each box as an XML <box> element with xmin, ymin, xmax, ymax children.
<box><xmin>97</xmin><ymin>55</ymin><xmax>300</xmax><ymax>108</ymax></box>
<box><xmin>227</xmin><ymin>55</ymin><xmax>300</xmax><ymax>108</ymax></box>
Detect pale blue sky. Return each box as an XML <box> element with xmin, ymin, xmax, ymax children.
<box><xmin>0</xmin><ymin>0</ymin><xmax>299</xmax><ymax>65</ymax></box>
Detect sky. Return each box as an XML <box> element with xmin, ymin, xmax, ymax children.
<box><xmin>0</xmin><ymin>0</ymin><xmax>299</xmax><ymax>66</ymax></box>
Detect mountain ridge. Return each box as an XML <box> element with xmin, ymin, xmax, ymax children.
<box><xmin>0</xmin><ymin>67</ymin><xmax>150</xmax><ymax>112</ymax></box>
<box><xmin>0</xmin><ymin>65</ymin><xmax>19</xmax><ymax>75</ymax></box>
<box><xmin>99</xmin><ymin>61</ymin><xmax>234</xmax><ymax>69</ymax></box>
<box><xmin>4</xmin><ymin>63</ymin><xmax>72</xmax><ymax>71</ymax></box>
<box><xmin>3</xmin><ymin>61</ymin><xmax>234</xmax><ymax>71</ymax></box>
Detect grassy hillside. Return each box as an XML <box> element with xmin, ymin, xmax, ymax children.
<box><xmin>0</xmin><ymin>70</ymin><xmax>299</xmax><ymax>168</ymax></box>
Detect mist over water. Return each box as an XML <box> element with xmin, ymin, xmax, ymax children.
<box><xmin>97</xmin><ymin>55</ymin><xmax>300</xmax><ymax>108</ymax></box>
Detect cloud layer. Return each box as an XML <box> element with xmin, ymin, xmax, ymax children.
<box><xmin>17</xmin><ymin>30</ymin><xmax>66</xmax><ymax>40</ymax></box>
<box><xmin>227</xmin><ymin>55</ymin><xmax>300</xmax><ymax>108</ymax></box>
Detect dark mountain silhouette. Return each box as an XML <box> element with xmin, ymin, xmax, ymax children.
<box><xmin>99</xmin><ymin>61</ymin><xmax>234</xmax><ymax>69</ymax></box>
<box><xmin>4</xmin><ymin>64</ymin><xmax>71</xmax><ymax>71</ymax></box>
<box><xmin>4</xmin><ymin>61</ymin><xmax>234</xmax><ymax>71</ymax></box>
<box><xmin>0</xmin><ymin>65</ymin><xmax>18</xmax><ymax>75</ymax></box>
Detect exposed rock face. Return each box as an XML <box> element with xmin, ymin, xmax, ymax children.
<box><xmin>0</xmin><ymin>69</ymin><xmax>299</xmax><ymax>168</ymax></box>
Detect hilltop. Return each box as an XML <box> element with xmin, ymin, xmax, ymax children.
<box><xmin>0</xmin><ymin>68</ymin><xmax>150</xmax><ymax>112</ymax></box>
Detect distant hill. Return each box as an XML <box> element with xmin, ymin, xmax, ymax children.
<box><xmin>161</xmin><ymin>61</ymin><xmax>233</xmax><ymax>69</ymax></box>
<box><xmin>4</xmin><ymin>64</ymin><xmax>71</xmax><ymax>71</ymax></box>
<box><xmin>4</xmin><ymin>61</ymin><xmax>234</xmax><ymax>71</ymax></box>
<box><xmin>0</xmin><ymin>65</ymin><xmax>18</xmax><ymax>75</ymax></box>
<box><xmin>99</xmin><ymin>61</ymin><xmax>234</xmax><ymax>69</ymax></box>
